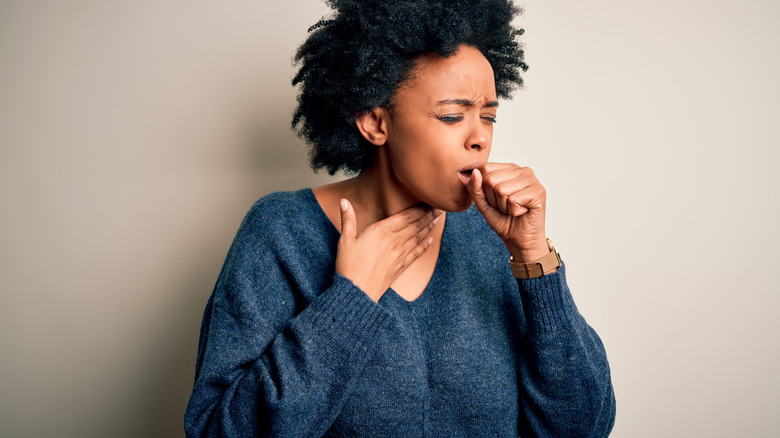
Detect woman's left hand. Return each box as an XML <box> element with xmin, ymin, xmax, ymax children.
<box><xmin>463</xmin><ymin>163</ymin><xmax>550</xmax><ymax>262</ymax></box>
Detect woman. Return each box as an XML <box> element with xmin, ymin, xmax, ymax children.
<box><xmin>185</xmin><ymin>1</ymin><xmax>616</xmax><ymax>437</ymax></box>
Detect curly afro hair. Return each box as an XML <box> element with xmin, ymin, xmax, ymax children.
<box><xmin>291</xmin><ymin>0</ymin><xmax>529</xmax><ymax>175</ymax></box>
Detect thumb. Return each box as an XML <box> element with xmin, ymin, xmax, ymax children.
<box><xmin>339</xmin><ymin>198</ymin><xmax>356</xmax><ymax>239</ymax></box>
<box><xmin>467</xmin><ymin>169</ymin><xmax>491</xmax><ymax>214</ymax></box>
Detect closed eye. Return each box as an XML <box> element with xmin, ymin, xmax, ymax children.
<box><xmin>439</xmin><ymin>115</ymin><xmax>463</xmax><ymax>123</ymax></box>
<box><xmin>482</xmin><ymin>116</ymin><xmax>497</xmax><ymax>124</ymax></box>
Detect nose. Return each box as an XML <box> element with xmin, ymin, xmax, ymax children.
<box><xmin>465</xmin><ymin>118</ymin><xmax>491</xmax><ymax>152</ymax></box>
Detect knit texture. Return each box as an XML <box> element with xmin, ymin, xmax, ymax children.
<box><xmin>185</xmin><ymin>189</ymin><xmax>615</xmax><ymax>437</ymax></box>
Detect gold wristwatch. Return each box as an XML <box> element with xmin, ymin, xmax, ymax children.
<box><xmin>509</xmin><ymin>238</ymin><xmax>562</xmax><ymax>279</ymax></box>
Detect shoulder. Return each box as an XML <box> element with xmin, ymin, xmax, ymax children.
<box><xmin>242</xmin><ymin>189</ymin><xmax>321</xmax><ymax>232</ymax></box>
<box><xmin>246</xmin><ymin>189</ymin><xmax>314</xmax><ymax>223</ymax></box>
<box><xmin>231</xmin><ymin>188</ymin><xmax>330</xmax><ymax>254</ymax></box>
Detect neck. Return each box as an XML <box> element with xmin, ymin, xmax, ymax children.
<box><xmin>344</xmin><ymin>159</ymin><xmax>423</xmax><ymax>230</ymax></box>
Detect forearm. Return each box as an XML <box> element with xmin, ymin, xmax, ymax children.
<box><xmin>515</xmin><ymin>265</ymin><xmax>616</xmax><ymax>437</ymax></box>
<box><xmin>185</xmin><ymin>275</ymin><xmax>393</xmax><ymax>438</ymax></box>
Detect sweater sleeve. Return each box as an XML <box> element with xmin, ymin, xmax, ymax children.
<box><xmin>184</xmin><ymin>207</ymin><xmax>394</xmax><ymax>437</ymax></box>
<box><xmin>514</xmin><ymin>263</ymin><xmax>616</xmax><ymax>438</ymax></box>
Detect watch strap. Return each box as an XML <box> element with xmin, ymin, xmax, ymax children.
<box><xmin>509</xmin><ymin>239</ymin><xmax>562</xmax><ymax>279</ymax></box>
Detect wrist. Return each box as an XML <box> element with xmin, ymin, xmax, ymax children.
<box><xmin>335</xmin><ymin>266</ymin><xmax>384</xmax><ymax>303</ymax></box>
<box><xmin>506</xmin><ymin>238</ymin><xmax>550</xmax><ymax>262</ymax></box>
<box><xmin>508</xmin><ymin>238</ymin><xmax>561</xmax><ymax>279</ymax></box>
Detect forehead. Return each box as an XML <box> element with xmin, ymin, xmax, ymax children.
<box><xmin>395</xmin><ymin>45</ymin><xmax>497</xmax><ymax>106</ymax></box>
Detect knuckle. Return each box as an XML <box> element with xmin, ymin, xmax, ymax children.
<box><xmin>494</xmin><ymin>181</ymin><xmax>510</xmax><ymax>196</ymax></box>
<box><xmin>482</xmin><ymin>163</ymin><xmax>498</xmax><ymax>173</ymax></box>
<box><xmin>402</xmin><ymin>211</ymin><xmax>416</xmax><ymax>225</ymax></box>
<box><xmin>377</xmin><ymin>222</ymin><xmax>392</xmax><ymax>234</ymax></box>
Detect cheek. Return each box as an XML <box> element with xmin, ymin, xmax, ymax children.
<box><xmin>389</xmin><ymin>130</ymin><xmax>439</xmax><ymax>171</ymax></box>
<box><xmin>386</xmin><ymin>120</ymin><xmax>465</xmax><ymax>185</ymax></box>
<box><xmin>392</xmin><ymin>153</ymin><xmax>438</xmax><ymax>189</ymax></box>
<box><xmin>392</xmin><ymin>145</ymin><xmax>447</xmax><ymax>181</ymax></box>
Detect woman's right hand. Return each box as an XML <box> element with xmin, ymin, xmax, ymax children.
<box><xmin>335</xmin><ymin>199</ymin><xmax>441</xmax><ymax>302</ymax></box>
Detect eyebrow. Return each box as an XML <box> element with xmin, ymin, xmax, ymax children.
<box><xmin>437</xmin><ymin>99</ymin><xmax>499</xmax><ymax>108</ymax></box>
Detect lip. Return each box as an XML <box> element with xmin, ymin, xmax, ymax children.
<box><xmin>458</xmin><ymin>161</ymin><xmax>486</xmax><ymax>173</ymax></box>
<box><xmin>457</xmin><ymin>161</ymin><xmax>485</xmax><ymax>184</ymax></box>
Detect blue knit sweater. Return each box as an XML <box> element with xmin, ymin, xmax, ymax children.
<box><xmin>185</xmin><ymin>189</ymin><xmax>615</xmax><ymax>437</ymax></box>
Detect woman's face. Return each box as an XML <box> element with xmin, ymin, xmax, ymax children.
<box><xmin>382</xmin><ymin>45</ymin><xmax>498</xmax><ymax>212</ymax></box>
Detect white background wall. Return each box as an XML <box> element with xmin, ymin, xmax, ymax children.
<box><xmin>1</xmin><ymin>1</ymin><xmax>778</xmax><ymax>437</ymax></box>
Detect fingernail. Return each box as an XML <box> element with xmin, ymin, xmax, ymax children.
<box><xmin>427</xmin><ymin>237</ymin><xmax>434</xmax><ymax>245</ymax></box>
<box><xmin>432</xmin><ymin>216</ymin><xmax>440</xmax><ymax>225</ymax></box>
<box><xmin>340</xmin><ymin>199</ymin><xmax>348</xmax><ymax>212</ymax></box>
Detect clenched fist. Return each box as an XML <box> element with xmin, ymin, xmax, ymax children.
<box><xmin>462</xmin><ymin>163</ymin><xmax>551</xmax><ymax>263</ymax></box>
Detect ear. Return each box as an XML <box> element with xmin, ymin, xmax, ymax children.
<box><xmin>355</xmin><ymin>107</ymin><xmax>390</xmax><ymax>146</ymax></box>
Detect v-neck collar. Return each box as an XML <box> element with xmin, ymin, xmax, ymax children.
<box><xmin>301</xmin><ymin>187</ymin><xmax>450</xmax><ymax>305</ymax></box>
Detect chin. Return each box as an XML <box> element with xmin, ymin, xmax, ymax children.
<box><xmin>416</xmin><ymin>185</ymin><xmax>473</xmax><ymax>212</ymax></box>
<box><xmin>431</xmin><ymin>195</ymin><xmax>474</xmax><ymax>213</ymax></box>
<box><xmin>448</xmin><ymin>200</ymin><xmax>475</xmax><ymax>213</ymax></box>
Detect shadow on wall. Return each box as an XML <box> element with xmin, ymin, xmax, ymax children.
<box><xmin>132</xmin><ymin>268</ymin><xmax>218</xmax><ymax>438</ymax></box>
<box><xmin>119</xmin><ymin>109</ymin><xmax>336</xmax><ymax>438</ymax></box>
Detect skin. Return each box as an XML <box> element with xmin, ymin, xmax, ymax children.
<box><xmin>313</xmin><ymin>45</ymin><xmax>552</xmax><ymax>303</ymax></box>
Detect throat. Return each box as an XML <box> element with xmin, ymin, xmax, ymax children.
<box><xmin>350</xmin><ymin>158</ymin><xmax>429</xmax><ymax>222</ymax></box>
<box><xmin>389</xmin><ymin>214</ymin><xmax>445</xmax><ymax>302</ymax></box>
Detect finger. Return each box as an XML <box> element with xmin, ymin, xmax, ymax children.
<box><xmin>480</xmin><ymin>164</ymin><xmax>534</xmax><ymax>186</ymax></box>
<box><xmin>505</xmin><ymin>186</ymin><xmax>546</xmax><ymax>217</ymax></box>
<box><xmin>384</xmin><ymin>204</ymin><xmax>437</xmax><ymax>233</ymax></box>
<box><xmin>403</xmin><ymin>212</ymin><xmax>440</xmax><ymax>249</ymax></box>
<box><xmin>493</xmin><ymin>176</ymin><xmax>535</xmax><ymax>214</ymax></box>
<box><xmin>396</xmin><ymin>209</ymin><xmax>441</xmax><ymax>245</ymax></box>
<box><xmin>479</xmin><ymin>165</ymin><xmax>522</xmax><ymax>209</ymax></box>
<box><xmin>507</xmin><ymin>191</ymin><xmax>530</xmax><ymax>217</ymax></box>
<box><xmin>467</xmin><ymin>168</ymin><xmax>492</xmax><ymax>215</ymax></box>
<box><xmin>480</xmin><ymin>162</ymin><xmax>517</xmax><ymax>174</ymax></box>
<box><xmin>339</xmin><ymin>198</ymin><xmax>356</xmax><ymax>239</ymax></box>
<box><xmin>483</xmin><ymin>180</ymin><xmax>498</xmax><ymax>209</ymax></box>
<box><xmin>480</xmin><ymin>166</ymin><xmax>535</xmax><ymax>213</ymax></box>
<box><xmin>402</xmin><ymin>236</ymin><xmax>434</xmax><ymax>271</ymax></box>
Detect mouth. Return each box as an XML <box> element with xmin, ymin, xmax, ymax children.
<box><xmin>457</xmin><ymin>161</ymin><xmax>485</xmax><ymax>185</ymax></box>
<box><xmin>458</xmin><ymin>168</ymin><xmax>475</xmax><ymax>184</ymax></box>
